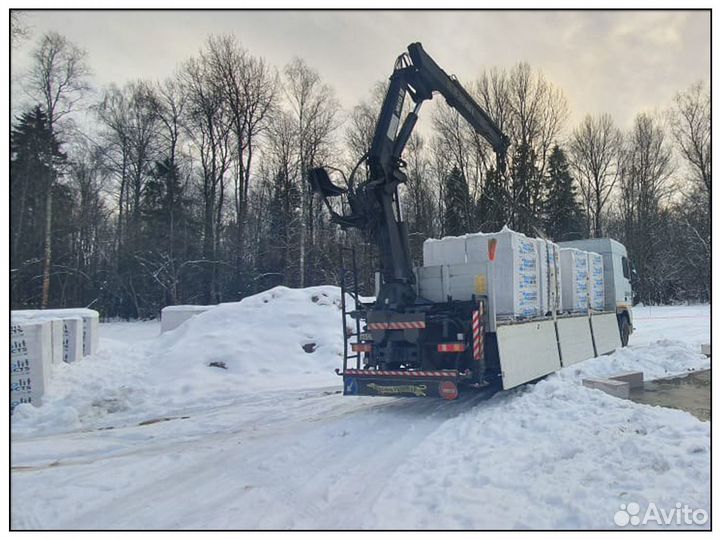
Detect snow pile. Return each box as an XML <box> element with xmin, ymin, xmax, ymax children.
<box><xmin>367</xmin><ymin>371</ymin><xmax>710</xmax><ymax>529</ymax></box>
<box><xmin>10</xmin><ymin>300</ymin><xmax>710</xmax><ymax>530</ymax></box>
<box><xmin>556</xmin><ymin>339</ymin><xmax>710</xmax><ymax>383</ymax></box>
<box><xmin>12</xmin><ymin>286</ymin><xmax>347</xmax><ymax>435</ymax></box>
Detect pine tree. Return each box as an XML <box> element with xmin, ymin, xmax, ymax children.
<box><xmin>509</xmin><ymin>142</ymin><xmax>543</xmax><ymax>235</ymax></box>
<box><xmin>10</xmin><ymin>106</ymin><xmax>66</xmax><ymax>307</ymax></box>
<box><xmin>477</xmin><ymin>166</ymin><xmax>508</xmax><ymax>232</ymax></box>
<box><xmin>543</xmin><ymin>145</ymin><xmax>586</xmax><ymax>241</ymax></box>
<box><xmin>442</xmin><ymin>166</ymin><xmax>471</xmax><ymax>236</ymax></box>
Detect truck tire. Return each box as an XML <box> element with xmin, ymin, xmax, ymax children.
<box><xmin>619</xmin><ymin>315</ymin><xmax>631</xmax><ymax>347</ymax></box>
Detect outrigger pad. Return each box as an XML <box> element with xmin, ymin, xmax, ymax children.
<box><xmin>308</xmin><ymin>167</ymin><xmax>347</xmax><ymax>197</ymax></box>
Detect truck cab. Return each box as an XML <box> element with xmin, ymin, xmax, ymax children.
<box><xmin>557</xmin><ymin>238</ymin><xmax>634</xmax><ymax>345</ymax></box>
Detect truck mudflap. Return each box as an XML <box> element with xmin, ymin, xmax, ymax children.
<box><xmin>340</xmin><ymin>369</ymin><xmax>469</xmax><ymax>400</ymax></box>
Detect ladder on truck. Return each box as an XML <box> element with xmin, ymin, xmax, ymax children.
<box><xmin>339</xmin><ymin>247</ymin><xmax>365</xmax><ymax>372</ymax></box>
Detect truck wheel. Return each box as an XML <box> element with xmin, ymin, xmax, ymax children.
<box><xmin>619</xmin><ymin>316</ymin><xmax>630</xmax><ymax>347</ymax></box>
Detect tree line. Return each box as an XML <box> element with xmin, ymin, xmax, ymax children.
<box><xmin>10</xmin><ymin>30</ymin><xmax>710</xmax><ymax>317</ymax></box>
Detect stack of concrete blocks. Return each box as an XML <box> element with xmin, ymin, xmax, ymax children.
<box><xmin>465</xmin><ymin>228</ymin><xmax>540</xmax><ymax>318</ymax></box>
<box><xmin>421</xmin><ymin>227</ymin><xmax>541</xmax><ymax>319</ymax></box>
<box><xmin>161</xmin><ymin>305</ymin><xmax>213</xmax><ymax>333</ymax></box>
<box><xmin>10</xmin><ymin>309</ymin><xmax>100</xmax><ymax>412</ymax></box>
<box><xmin>535</xmin><ymin>238</ymin><xmax>563</xmax><ymax>315</ymax></box>
<box><xmin>559</xmin><ymin>248</ymin><xmax>589</xmax><ymax>313</ymax></box>
<box><xmin>13</xmin><ymin>309</ymin><xmax>98</xmax><ymax>358</ymax></box>
<box><xmin>10</xmin><ymin>320</ymin><xmax>52</xmax><ymax>411</ymax></box>
<box><xmin>56</xmin><ymin>309</ymin><xmax>99</xmax><ymax>357</ymax></box>
<box><xmin>422</xmin><ymin>235</ymin><xmax>467</xmax><ymax>266</ymax></box>
<box><xmin>12</xmin><ymin>312</ymin><xmax>84</xmax><ymax>364</ymax></box>
<box><xmin>587</xmin><ymin>251</ymin><xmax>605</xmax><ymax>311</ymax></box>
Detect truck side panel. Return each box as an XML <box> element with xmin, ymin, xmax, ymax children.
<box><xmin>556</xmin><ymin>316</ymin><xmax>595</xmax><ymax>366</ymax></box>
<box><xmin>496</xmin><ymin>320</ymin><xmax>560</xmax><ymax>389</ymax></box>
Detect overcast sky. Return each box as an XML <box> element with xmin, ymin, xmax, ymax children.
<box><xmin>11</xmin><ymin>10</ymin><xmax>710</xmax><ymax>133</ymax></box>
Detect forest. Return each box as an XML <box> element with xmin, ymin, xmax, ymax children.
<box><xmin>10</xmin><ymin>27</ymin><xmax>711</xmax><ymax>318</ymax></box>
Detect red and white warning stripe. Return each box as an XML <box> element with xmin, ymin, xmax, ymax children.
<box><xmin>343</xmin><ymin>369</ymin><xmax>458</xmax><ymax>378</ymax></box>
<box><xmin>473</xmin><ymin>303</ymin><xmax>484</xmax><ymax>361</ymax></box>
<box><xmin>367</xmin><ymin>321</ymin><xmax>426</xmax><ymax>330</ymax></box>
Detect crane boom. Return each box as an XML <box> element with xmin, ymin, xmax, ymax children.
<box><xmin>308</xmin><ymin>42</ymin><xmax>509</xmax><ymax>309</ymax></box>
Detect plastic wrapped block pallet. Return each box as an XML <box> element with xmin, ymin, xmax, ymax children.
<box><xmin>12</xmin><ymin>309</ymin><xmax>100</xmax><ymax>357</ymax></box>
<box><xmin>536</xmin><ymin>239</ymin><xmax>548</xmax><ymax>314</ymax></box>
<box><xmin>464</xmin><ymin>227</ymin><xmax>540</xmax><ymax>318</ymax></box>
<box><xmin>422</xmin><ymin>235</ymin><xmax>467</xmax><ymax>267</ymax></box>
<box><xmin>10</xmin><ymin>319</ymin><xmax>52</xmax><ymax>410</ymax></box>
<box><xmin>587</xmin><ymin>251</ymin><xmax>605</xmax><ymax>310</ymax></box>
<box><xmin>535</xmin><ymin>239</ymin><xmax>563</xmax><ymax>315</ymax></box>
<box><xmin>161</xmin><ymin>305</ymin><xmax>213</xmax><ymax>333</ymax></box>
<box><xmin>560</xmin><ymin>248</ymin><xmax>589</xmax><ymax>312</ymax></box>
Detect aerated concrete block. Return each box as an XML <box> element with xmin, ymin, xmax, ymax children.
<box><xmin>582</xmin><ymin>377</ymin><xmax>631</xmax><ymax>399</ymax></box>
<box><xmin>608</xmin><ymin>371</ymin><xmax>644</xmax><ymax>389</ymax></box>
<box><xmin>161</xmin><ymin>305</ymin><xmax>213</xmax><ymax>333</ymax></box>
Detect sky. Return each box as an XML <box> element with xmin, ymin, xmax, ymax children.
<box><xmin>10</xmin><ymin>10</ymin><xmax>710</xmax><ymax>134</ymax></box>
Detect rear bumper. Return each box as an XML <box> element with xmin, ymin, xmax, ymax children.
<box><xmin>341</xmin><ymin>369</ymin><xmax>464</xmax><ymax>400</ymax></box>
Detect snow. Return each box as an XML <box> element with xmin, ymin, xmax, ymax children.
<box><xmin>10</xmin><ymin>293</ymin><xmax>710</xmax><ymax>530</ymax></box>
<box><xmin>12</xmin><ymin>286</ymin><xmax>346</xmax><ymax>436</ymax></box>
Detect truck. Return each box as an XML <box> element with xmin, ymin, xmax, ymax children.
<box><xmin>308</xmin><ymin>42</ymin><xmax>633</xmax><ymax>400</ymax></box>
<box><xmin>556</xmin><ymin>238</ymin><xmax>634</xmax><ymax>347</ymax></box>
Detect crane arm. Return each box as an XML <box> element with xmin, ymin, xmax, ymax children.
<box><xmin>308</xmin><ymin>43</ymin><xmax>509</xmax><ymax>309</ymax></box>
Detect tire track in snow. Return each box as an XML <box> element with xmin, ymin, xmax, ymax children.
<box><xmin>14</xmin><ymin>391</ymin><xmax>491</xmax><ymax>529</ymax></box>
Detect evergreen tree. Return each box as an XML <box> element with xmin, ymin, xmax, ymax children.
<box><xmin>477</xmin><ymin>165</ymin><xmax>509</xmax><ymax>232</ymax></box>
<box><xmin>509</xmin><ymin>142</ymin><xmax>542</xmax><ymax>235</ymax></box>
<box><xmin>10</xmin><ymin>106</ymin><xmax>66</xmax><ymax>306</ymax></box>
<box><xmin>442</xmin><ymin>166</ymin><xmax>471</xmax><ymax>236</ymax></box>
<box><xmin>543</xmin><ymin>145</ymin><xmax>586</xmax><ymax>241</ymax></box>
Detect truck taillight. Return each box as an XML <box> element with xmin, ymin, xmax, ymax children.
<box><xmin>351</xmin><ymin>343</ymin><xmax>373</xmax><ymax>353</ymax></box>
<box><xmin>437</xmin><ymin>343</ymin><xmax>466</xmax><ymax>353</ymax></box>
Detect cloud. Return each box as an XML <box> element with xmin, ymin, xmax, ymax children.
<box><xmin>11</xmin><ymin>10</ymin><xmax>709</xmax><ymax>134</ymax></box>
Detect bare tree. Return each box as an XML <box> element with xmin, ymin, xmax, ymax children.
<box><xmin>283</xmin><ymin>57</ymin><xmax>339</xmax><ymax>287</ymax></box>
<box><xmin>618</xmin><ymin>113</ymin><xmax>674</xmax><ymax>303</ymax></box>
<box><xmin>180</xmin><ymin>53</ymin><xmax>233</xmax><ymax>303</ymax></box>
<box><xmin>669</xmin><ymin>81</ymin><xmax>711</xmax><ymax>300</ymax></box>
<box><xmin>345</xmin><ymin>81</ymin><xmax>387</xmax><ymax>171</ymax></box>
<box><xmin>569</xmin><ymin>113</ymin><xmax>622</xmax><ymax>237</ymax></box>
<box><xmin>204</xmin><ymin>34</ymin><xmax>276</xmax><ymax>281</ymax></box>
<box><xmin>25</xmin><ymin>32</ymin><xmax>90</xmax><ymax>307</ymax></box>
<box><xmin>97</xmin><ymin>81</ymin><xmax>161</xmax><ymax>247</ymax></box>
<box><xmin>670</xmin><ymin>81</ymin><xmax>710</xmax><ymax>196</ymax></box>
<box><xmin>96</xmin><ymin>80</ymin><xmax>161</xmax><ymax>316</ymax></box>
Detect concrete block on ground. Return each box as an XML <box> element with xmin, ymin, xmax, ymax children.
<box><xmin>161</xmin><ymin>305</ymin><xmax>213</xmax><ymax>333</ymax></box>
<box><xmin>48</xmin><ymin>319</ymin><xmax>65</xmax><ymax>365</ymax></box>
<box><xmin>10</xmin><ymin>319</ymin><xmax>52</xmax><ymax>410</ymax></box>
<box><xmin>61</xmin><ymin>316</ymin><xmax>84</xmax><ymax>363</ymax></box>
<box><xmin>701</xmin><ymin>344</ymin><xmax>710</xmax><ymax>357</ymax></box>
<box><xmin>582</xmin><ymin>377</ymin><xmax>631</xmax><ymax>399</ymax></box>
<box><xmin>12</xmin><ymin>308</ymin><xmax>100</xmax><ymax>358</ymax></box>
<box><xmin>608</xmin><ymin>371</ymin><xmax>644</xmax><ymax>389</ymax></box>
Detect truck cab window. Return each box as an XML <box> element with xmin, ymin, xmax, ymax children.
<box><xmin>621</xmin><ymin>256</ymin><xmax>630</xmax><ymax>279</ymax></box>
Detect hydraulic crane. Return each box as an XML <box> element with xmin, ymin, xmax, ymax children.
<box><xmin>308</xmin><ymin>43</ymin><xmax>510</xmax><ymax>398</ymax></box>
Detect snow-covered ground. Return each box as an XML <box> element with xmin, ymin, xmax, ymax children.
<box><xmin>11</xmin><ymin>293</ymin><xmax>710</xmax><ymax>530</ymax></box>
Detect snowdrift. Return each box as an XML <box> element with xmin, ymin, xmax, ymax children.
<box><xmin>12</xmin><ymin>286</ymin><xmax>348</xmax><ymax>434</ymax></box>
<box><xmin>369</xmin><ymin>374</ymin><xmax>710</xmax><ymax>529</ymax></box>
